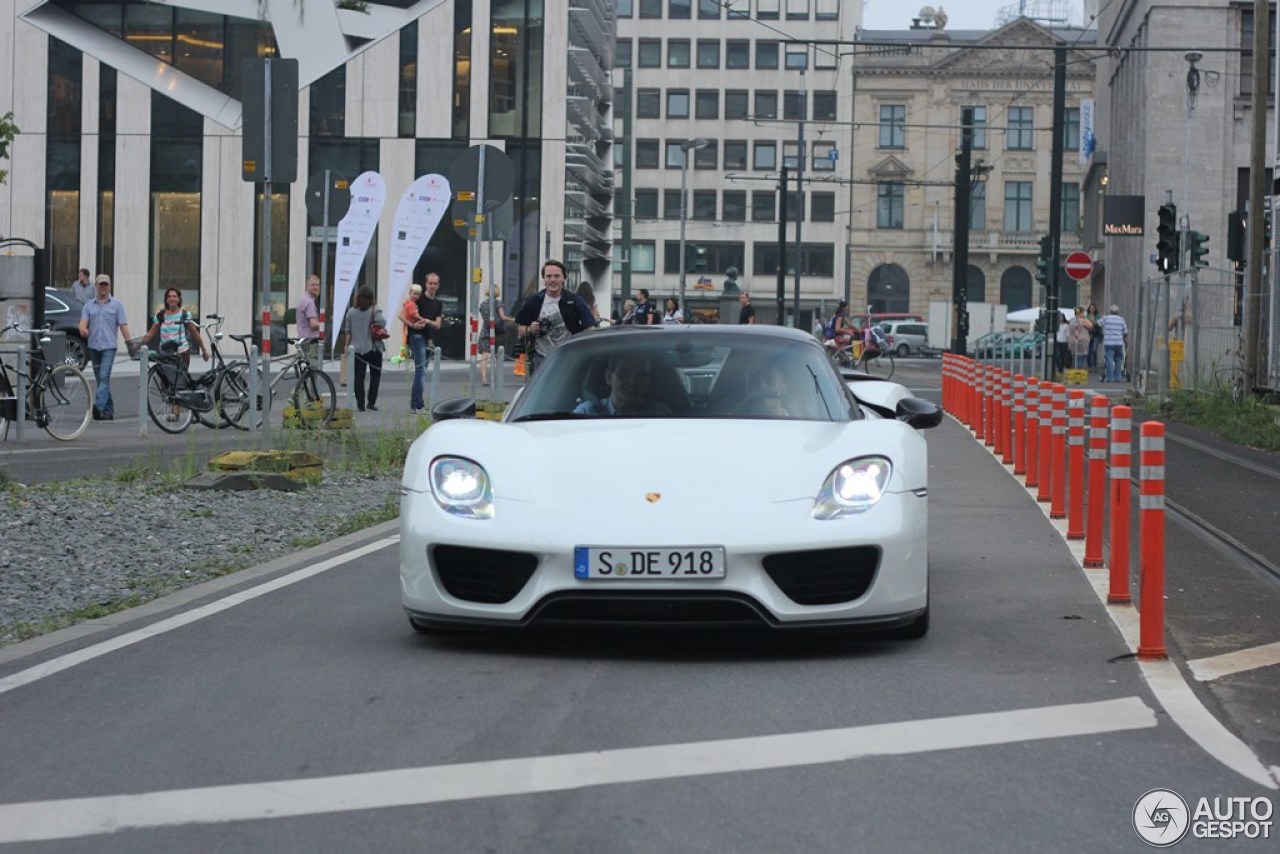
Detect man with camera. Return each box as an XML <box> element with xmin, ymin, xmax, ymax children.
<box><xmin>515</xmin><ymin>259</ymin><xmax>598</xmax><ymax>378</ymax></box>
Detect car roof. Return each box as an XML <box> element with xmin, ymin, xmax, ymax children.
<box><xmin>572</xmin><ymin>324</ymin><xmax>817</xmax><ymax>346</ymax></box>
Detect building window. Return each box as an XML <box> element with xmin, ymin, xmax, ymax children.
<box><xmin>616</xmin><ymin>39</ymin><xmax>632</xmax><ymax>68</ymax></box>
<box><xmin>755</xmin><ymin>244</ymin><xmax>834</xmax><ymax>276</ymax></box>
<box><xmin>1060</xmin><ymin>184</ymin><xmax>1081</xmax><ymax>232</ymax></box>
<box><xmin>754</xmin><ymin>141</ymin><xmax>777</xmax><ymax>170</ymax></box>
<box><xmin>618</xmin><ymin>0</ymin><xmax>634</xmax><ymax>17</ymax></box>
<box><xmin>697</xmin><ymin>40</ymin><xmax>720</xmax><ymax>68</ymax></box>
<box><xmin>663</xmin><ymin>241</ymin><xmax>744</xmax><ymax>275</ymax></box>
<box><xmin>637</xmin><ymin>88</ymin><xmax>661</xmax><ymax>118</ymax></box>
<box><xmin>724</xmin><ymin>140</ymin><xmax>748</xmax><ymax>169</ymax></box>
<box><xmin>695</xmin><ymin>142</ymin><xmax>718</xmax><ymax>169</ymax></box>
<box><xmin>667</xmin><ymin>90</ymin><xmax>690</xmax><ymax>119</ymax></box>
<box><xmin>724</xmin><ymin>191</ymin><xmax>747</xmax><ymax>221</ymax></box>
<box><xmin>1003</xmin><ymin>181</ymin><xmax>1033</xmax><ymax>231</ymax></box>
<box><xmin>664</xmin><ymin>189</ymin><xmax>682</xmax><ymax>220</ymax></box>
<box><xmin>783</xmin><ymin>141</ymin><xmax>804</xmax><ymax>170</ymax></box>
<box><xmin>784</xmin><ymin>90</ymin><xmax>806</xmax><ymax>120</ymax></box>
<box><xmin>1063</xmin><ymin>107</ymin><xmax>1080</xmax><ymax>153</ymax></box>
<box><xmin>665</xmin><ymin>141</ymin><xmax>686</xmax><ymax>168</ymax></box>
<box><xmin>812</xmin><ymin>141</ymin><xmax>836</xmax><ymax>172</ymax></box>
<box><xmin>489</xmin><ymin>1</ymin><xmax>543</xmax><ymax>138</ymax></box>
<box><xmin>785</xmin><ymin>44</ymin><xmax>808</xmax><ymax>70</ymax></box>
<box><xmin>452</xmin><ymin>2</ymin><xmax>470</xmax><ymax>139</ymax></box>
<box><xmin>757</xmin><ymin>0</ymin><xmax>780</xmax><ymax>19</ymax></box>
<box><xmin>725</xmin><ymin>90</ymin><xmax>749</xmax><ymax>120</ymax></box>
<box><xmin>669</xmin><ymin>0</ymin><xmax>691</xmax><ymax>18</ymax></box>
<box><xmin>639</xmin><ymin>0</ymin><xmax>662</xmax><ymax>18</ymax></box>
<box><xmin>879</xmin><ymin>105</ymin><xmax>905</xmax><ymax>149</ymax></box>
<box><xmin>756</xmin><ymin>41</ymin><xmax>779</xmax><ymax>69</ymax></box>
<box><xmin>816</xmin><ymin>0</ymin><xmax>840</xmax><ymax>19</ymax></box>
<box><xmin>696</xmin><ymin>90</ymin><xmax>719</xmax><ymax>119</ymax></box>
<box><xmin>668</xmin><ymin>39</ymin><xmax>690</xmax><ymax>68</ymax></box>
<box><xmin>728</xmin><ymin>3</ymin><xmax>750</xmax><ymax>18</ymax></box>
<box><xmin>812</xmin><ymin>192</ymin><xmax>836</xmax><ymax>222</ymax></box>
<box><xmin>1240</xmin><ymin>10</ymin><xmax>1278</xmax><ymax>97</ymax></box>
<box><xmin>634</xmin><ymin>189</ymin><xmax>659</xmax><ymax>219</ymax></box>
<box><xmin>310</xmin><ymin>66</ymin><xmax>346</xmax><ymax>136</ymax></box>
<box><xmin>46</xmin><ymin>38</ymin><xmax>82</xmax><ymax>287</ymax></box>
<box><xmin>727</xmin><ymin>40</ymin><xmax>749</xmax><ymax>69</ymax></box>
<box><xmin>867</xmin><ymin>263</ymin><xmax>910</xmax><ymax>312</ymax></box>
<box><xmin>97</xmin><ymin>68</ymin><xmax>117</xmax><ymax>279</ymax></box>
<box><xmin>785</xmin><ymin>191</ymin><xmax>805</xmax><ymax>222</ymax></box>
<box><xmin>877</xmin><ymin>182</ymin><xmax>904</xmax><ymax>229</ymax></box>
<box><xmin>636</xmin><ymin>139</ymin><xmax>660</xmax><ymax>168</ymax></box>
<box><xmin>631</xmin><ymin>241</ymin><xmax>656</xmax><ymax>273</ymax></box>
<box><xmin>699</xmin><ymin>0</ymin><xmax>721</xmax><ymax>18</ymax></box>
<box><xmin>150</xmin><ymin>94</ymin><xmax>204</xmax><ymax>315</ymax></box>
<box><xmin>1006</xmin><ymin>106</ymin><xmax>1033</xmax><ymax>150</ymax></box>
<box><xmin>638</xmin><ymin>39</ymin><xmax>662</xmax><ymax>67</ymax></box>
<box><xmin>755</xmin><ymin>91</ymin><xmax>778</xmax><ymax>119</ymax></box>
<box><xmin>964</xmin><ymin>105</ymin><xmax>986</xmax><ymax>149</ymax></box>
<box><xmin>398</xmin><ymin>20</ymin><xmax>417</xmax><ymax>137</ymax></box>
<box><xmin>970</xmin><ymin>181</ymin><xmax>987</xmax><ymax>230</ymax></box>
<box><xmin>813</xmin><ymin>91</ymin><xmax>837</xmax><ymax>120</ymax></box>
<box><xmin>787</xmin><ymin>0</ymin><xmax>811</xmax><ymax>19</ymax></box>
<box><xmin>752</xmin><ymin>191</ymin><xmax>776</xmax><ymax>221</ymax></box>
<box><xmin>693</xmin><ymin>190</ymin><xmax>717</xmax><ymax>219</ymax></box>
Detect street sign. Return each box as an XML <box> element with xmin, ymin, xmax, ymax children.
<box><xmin>1064</xmin><ymin>251</ymin><xmax>1093</xmax><ymax>281</ymax></box>
<box><xmin>448</xmin><ymin>145</ymin><xmax>515</xmax><ymax>240</ymax></box>
<box><xmin>241</xmin><ymin>59</ymin><xmax>299</xmax><ymax>184</ymax></box>
<box><xmin>304</xmin><ymin>170</ymin><xmax>350</xmax><ymax>225</ymax></box>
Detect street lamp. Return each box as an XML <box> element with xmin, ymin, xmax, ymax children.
<box><xmin>678</xmin><ymin>138</ymin><xmax>710</xmax><ymax>323</ymax></box>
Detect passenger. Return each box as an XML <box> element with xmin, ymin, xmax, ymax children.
<box><xmin>573</xmin><ymin>354</ymin><xmax>672</xmax><ymax>417</ymax></box>
<box><xmin>736</xmin><ymin>364</ymin><xmax>789</xmax><ymax>417</ymax></box>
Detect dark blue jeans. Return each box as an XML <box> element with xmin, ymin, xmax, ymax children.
<box><xmin>409</xmin><ymin>335</ymin><xmax>428</xmax><ymax>411</ymax></box>
<box><xmin>88</xmin><ymin>348</ymin><xmax>117</xmax><ymax>416</ymax></box>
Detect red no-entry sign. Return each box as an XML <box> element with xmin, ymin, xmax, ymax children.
<box><xmin>1065</xmin><ymin>251</ymin><xmax>1093</xmax><ymax>281</ymax></box>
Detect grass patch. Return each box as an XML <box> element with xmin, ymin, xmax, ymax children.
<box><xmin>1156</xmin><ymin>390</ymin><xmax>1280</xmax><ymax>451</ymax></box>
<box><xmin>334</xmin><ymin>495</ymin><xmax>400</xmax><ymax>536</ymax></box>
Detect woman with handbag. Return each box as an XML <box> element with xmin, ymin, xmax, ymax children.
<box><xmin>341</xmin><ymin>285</ymin><xmax>387</xmax><ymax>411</ymax></box>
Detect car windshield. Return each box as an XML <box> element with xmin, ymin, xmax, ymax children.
<box><xmin>507</xmin><ymin>330</ymin><xmax>858</xmax><ymax>422</ymax></box>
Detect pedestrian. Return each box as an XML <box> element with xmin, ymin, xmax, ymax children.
<box><xmin>1054</xmin><ymin>314</ymin><xmax>1070</xmax><ymax>373</ymax></box>
<box><xmin>141</xmin><ymin>287</ymin><xmax>208</xmax><ymax>371</ymax></box>
<box><xmin>662</xmin><ymin>296</ymin><xmax>683</xmax><ymax>324</ymax></box>
<box><xmin>515</xmin><ymin>259</ymin><xmax>598</xmax><ymax>377</ymax></box>
<box><xmin>738</xmin><ymin>291</ymin><xmax>756</xmax><ymax>325</ymax></box>
<box><xmin>77</xmin><ymin>273</ymin><xmax>133</xmax><ymax>421</ymax></box>
<box><xmin>477</xmin><ymin>283</ymin><xmax>513</xmax><ymax>387</ymax></box>
<box><xmin>296</xmin><ymin>274</ymin><xmax>322</xmax><ymax>361</ymax></box>
<box><xmin>1067</xmin><ymin>306</ymin><xmax>1092</xmax><ymax>369</ymax></box>
<box><xmin>576</xmin><ymin>281</ymin><xmax>602</xmax><ymax>323</ymax></box>
<box><xmin>342</xmin><ymin>285</ymin><xmax>385</xmax><ymax>412</ymax></box>
<box><xmin>1099</xmin><ymin>304</ymin><xmax>1129</xmax><ymax>383</ymax></box>
<box><xmin>399</xmin><ymin>273</ymin><xmax>443</xmax><ymax>414</ymax></box>
<box><xmin>71</xmin><ymin>268</ymin><xmax>93</xmax><ymax>303</ymax></box>
<box><xmin>1085</xmin><ymin>302</ymin><xmax>1102</xmax><ymax>369</ymax></box>
<box><xmin>634</xmin><ymin>288</ymin><xmax>657</xmax><ymax>325</ymax></box>
<box><xmin>620</xmin><ymin>299</ymin><xmax>637</xmax><ymax>325</ymax></box>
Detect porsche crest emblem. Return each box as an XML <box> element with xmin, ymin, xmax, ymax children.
<box><xmin>645</xmin><ymin>493</ymin><xmax>661</xmax><ymax>503</ymax></box>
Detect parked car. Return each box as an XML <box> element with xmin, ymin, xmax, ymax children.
<box><xmin>877</xmin><ymin>320</ymin><xmax>930</xmax><ymax>357</ymax></box>
<box><xmin>970</xmin><ymin>331</ymin><xmax>1017</xmax><ymax>359</ymax></box>
<box><xmin>43</xmin><ymin>288</ymin><xmax>90</xmax><ymax>369</ymax></box>
<box><xmin>400</xmin><ymin>325</ymin><xmax>941</xmax><ymax>638</ymax></box>
<box><xmin>850</xmin><ymin>312</ymin><xmax>925</xmax><ymax>332</ymax></box>
<box><xmin>994</xmin><ymin>331</ymin><xmax>1046</xmax><ymax>359</ymax></box>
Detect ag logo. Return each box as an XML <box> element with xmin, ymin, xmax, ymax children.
<box><xmin>1133</xmin><ymin>789</ymin><xmax>1190</xmax><ymax>846</ymax></box>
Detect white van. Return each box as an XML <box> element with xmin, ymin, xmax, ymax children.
<box><xmin>878</xmin><ymin>320</ymin><xmax>930</xmax><ymax>356</ymax></box>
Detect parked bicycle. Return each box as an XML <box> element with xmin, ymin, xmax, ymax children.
<box><xmin>219</xmin><ymin>337</ymin><xmax>336</xmax><ymax>430</ymax></box>
<box><xmin>0</xmin><ymin>323</ymin><xmax>92</xmax><ymax>441</ymax></box>
<box><xmin>139</xmin><ymin>314</ymin><xmax>243</xmax><ymax>434</ymax></box>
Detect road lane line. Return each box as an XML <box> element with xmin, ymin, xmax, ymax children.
<box><xmin>1189</xmin><ymin>641</ymin><xmax>1280</xmax><ymax>682</ymax></box>
<box><xmin>0</xmin><ymin>536</ymin><xmax>400</xmax><ymax>697</ymax></box>
<box><xmin>0</xmin><ymin>697</ymin><xmax>1154</xmax><ymax>844</ymax></box>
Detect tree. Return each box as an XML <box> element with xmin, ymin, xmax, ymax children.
<box><xmin>0</xmin><ymin>111</ymin><xmax>18</xmax><ymax>185</ymax></box>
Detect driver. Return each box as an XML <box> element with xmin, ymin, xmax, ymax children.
<box><xmin>573</xmin><ymin>354</ymin><xmax>673</xmax><ymax>417</ymax></box>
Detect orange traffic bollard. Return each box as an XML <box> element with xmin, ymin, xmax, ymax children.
<box><xmin>1066</xmin><ymin>389</ymin><xmax>1086</xmax><ymax>538</ymax></box>
<box><xmin>1013</xmin><ymin>374</ymin><xmax>1027</xmax><ymax>474</ymax></box>
<box><xmin>1108</xmin><ymin>406</ymin><xmax>1132</xmax><ymax>604</ymax></box>
<box><xmin>1050</xmin><ymin>384</ymin><xmax>1068</xmax><ymax>519</ymax></box>
<box><xmin>1084</xmin><ymin>395</ymin><xmax>1109</xmax><ymax>567</ymax></box>
<box><xmin>1000</xmin><ymin>371</ymin><xmax>1014</xmax><ymax>465</ymax></box>
<box><xmin>1037</xmin><ymin>380</ymin><xmax>1053</xmax><ymax>502</ymax></box>
<box><xmin>984</xmin><ymin>365</ymin><xmax>995</xmax><ymax>445</ymax></box>
<box><xmin>1025</xmin><ymin>379</ymin><xmax>1040</xmax><ymax>489</ymax></box>
<box><xmin>974</xmin><ymin>364</ymin><xmax>986</xmax><ymax>441</ymax></box>
<box><xmin>1137</xmin><ymin>421</ymin><xmax>1167</xmax><ymax>660</ymax></box>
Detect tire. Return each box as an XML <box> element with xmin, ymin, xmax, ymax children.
<box><xmin>217</xmin><ymin>363</ymin><xmax>263</xmax><ymax>430</ymax></box>
<box><xmin>193</xmin><ymin>371</ymin><xmax>232</xmax><ymax>429</ymax></box>
<box><xmin>146</xmin><ymin>366</ymin><xmax>193</xmax><ymax>434</ymax></box>
<box><xmin>291</xmin><ymin>369</ymin><xmax>336</xmax><ymax>428</ymax></box>
<box><xmin>0</xmin><ymin>370</ymin><xmax>14</xmax><ymax>438</ymax></box>
<box><xmin>40</xmin><ymin>364</ymin><xmax>92</xmax><ymax>441</ymax></box>
<box><xmin>896</xmin><ymin>343</ymin><xmax>910</xmax><ymax>358</ymax></box>
<box><xmin>64</xmin><ymin>337</ymin><xmax>88</xmax><ymax>370</ymax></box>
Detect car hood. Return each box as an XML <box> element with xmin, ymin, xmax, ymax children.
<box><xmin>405</xmin><ymin>417</ymin><xmax>926</xmax><ymax>509</ymax></box>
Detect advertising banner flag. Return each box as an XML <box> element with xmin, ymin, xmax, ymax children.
<box><xmin>331</xmin><ymin>171</ymin><xmax>387</xmax><ymax>345</ymax></box>
<box><xmin>387</xmin><ymin>174</ymin><xmax>453</xmax><ymax>315</ymax></box>
<box><xmin>1079</xmin><ymin>98</ymin><xmax>1096</xmax><ymax>167</ymax></box>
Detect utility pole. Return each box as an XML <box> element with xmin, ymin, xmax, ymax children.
<box><xmin>951</xmin><ymin>108</ymin><xmax>973</xmax><ymax>355</ymax></box>
<box><xmin>1244</xmin><ymin>0</ymin><xmax>1269</xmax><ymax>392</ymax></box>
<box><xmin>620</xmin><ymin>68</ymin><xmax>633</xmax><ymax>302</ymax></box>
<box><xmin>777</xmin><ymin>166</ymin><xmax>788</xmax><ymax>324</ymax></box>
<box><xmin>1045</xmin><ymin>44</ymin><xmax>1067</xmax><ymax>380</ymax></box>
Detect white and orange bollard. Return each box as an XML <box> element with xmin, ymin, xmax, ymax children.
<box><xmin>1037</xmin><ymin>380</ymin><xmax>1054</xmax><ymax>503</ymax></box>
<box><xmin>974</xmin><ymin>364</ymin><xmax>986</xmax><ymax>441</ymax></box>
<box><xmin>1013</xmin><ymin>374</ymin><xmax>1027</xmax><ymax>475</ymax></box>
<box><xmin>1137</xmin><ymin>421</ymin><xmax>1167</xmax><ymax>660</ymax></box>
<box><xmin>1049</xmin><ymin>384</ymin><xmax>1067</xmax><ymax>520</ymax></box>
<box><xmin>1024</xmin><ymin>379</ymin><xmax>1040</xmax><ymax>490</ymax></box>
<box><xmin>1084</xmin><ymin>395</ymin><xmax>1109</xmax><ymax>568</ymax></box>
<box><xmin>1066</xmin><ymin>389</ymin><xmax>1086</xmax><ymax>538</ymax></box>
<box><xmin>1108</xmin><ymin>405</ymin><xmax>1133</xmax><ymax>605</ymax></box>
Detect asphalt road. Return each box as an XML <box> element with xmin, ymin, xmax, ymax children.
<box><xmin>0</xmin><ymin>363</ymin><xmax>1275</xmax><ymax>850</ymax></box>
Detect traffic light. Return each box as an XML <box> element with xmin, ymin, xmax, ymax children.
<box><xmin>1227</xmin><ymin>211</ymin><xmax>1246</xmax><ymax>263</ymax></box>
<box><xmin>692</xmin><ymin>244</ymin><xmax>708</xmax><ymax>271</ymax></box>
<box><xmin>1156</xmin><ymin>203</ymin><xmax>1180</xmax><ymax>273</ymax></box>
<box><xmin>1034</xmin><ymin>234</ymin><xmax>1053</xmax><ymax>285</ymax></box>
<box><xmin>1186</xmin><ymin>230</ymin><xmax>1210</xmax><ymax>267</ymax></box>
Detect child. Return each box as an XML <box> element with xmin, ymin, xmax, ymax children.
<box><xmin>402</xmin><ymin>283</ymin><xmax>423</xmax><ymax>326</ymax></box>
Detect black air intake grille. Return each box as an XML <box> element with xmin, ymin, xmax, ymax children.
<box><xmin>761</xmin><ymin>547</ymin><xmax>879</xmax><ymax>605</ymax></box>
<box><xmin>433</xmin><ymin>545</ymin><xmax>538</xmax><ymax>604</ymax></box>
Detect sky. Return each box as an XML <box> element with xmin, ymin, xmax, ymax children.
<box><xmin>860</xmin><ymin>0</ymin><xmax>1088</xmax><ymax>32</ymax></box>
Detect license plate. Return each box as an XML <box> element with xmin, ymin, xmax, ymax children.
<box><xmin>574</xmin><ymin>547</ymin><xmax>726</xmax><ymax>580</ymax></box>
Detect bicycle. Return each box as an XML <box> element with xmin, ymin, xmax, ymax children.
<box><xmin>219</xmin><ymin>337</ymin><xmax>336</xmax><ymax>430</ymax></box>
<box><xmin>0</xmin><ymin>323</ymin><xmax>93</xmax><ymax>441</ymax></box>
<box><xmin>827</xmin><ymin>338</ymin><xmax>895</xmax><ymax>380</ymax></box>
<box><xmin>139</xmin><ymin>315</ymin><xmax>243</xmax><ymax>434</ymax></box>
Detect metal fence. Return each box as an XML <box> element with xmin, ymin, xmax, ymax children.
<box><xmin>1134</xmin><ymin>267</ymin><xmax>1248</xmax><ymax>399</ymax></box>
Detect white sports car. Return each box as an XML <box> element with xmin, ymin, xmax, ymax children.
<box><xmin>400</xmin><ymin>325</ymin><xmax>941</xmax><ymax>637</ymax></box>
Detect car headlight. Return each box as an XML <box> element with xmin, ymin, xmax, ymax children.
<box><xmin>813</xmin><ymin>456</ymin><xmax>892</xmax><ymax>520</ymax></box>
<box><xmin>429</xmin><ymin>456</ymin><xmax>494</xmax><ymax>519</ymax></box>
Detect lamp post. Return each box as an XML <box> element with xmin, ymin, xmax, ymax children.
<box><xmin>678</xmin><ymin>138</ymin><xmax>710</xmax><ymax>323</ymax></box>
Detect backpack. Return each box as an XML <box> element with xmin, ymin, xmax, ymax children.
<box><xmin>821</xmin><ymin>317</ymin><xmax>837</xmax><ymax>340</ymax></box>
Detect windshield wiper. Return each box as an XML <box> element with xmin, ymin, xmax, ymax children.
<box><xmin>510</xmin><ymin>411</ymin><xmax>584</xmax><ymax>422</ymax></box>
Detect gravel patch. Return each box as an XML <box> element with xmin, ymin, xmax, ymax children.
<box><xmin>0</xmin><ymin>472</ymin><xmax>400</xmax><ymax>644</ymax></box>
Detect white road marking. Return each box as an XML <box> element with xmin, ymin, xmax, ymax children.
<box><xmin>972</xmin><ymin>419</ymin><xmax>1280</xmax><ymax>789</ymax></box>
<box><xmin>1190</xmin><ymin>641</ymin><xmax>1280</xmax><ymax>682</ymax></box>
<box><xmin>0</xmin><ymin>697</ymin><xmax>1155</xmax><ymax>844</ymax></box>
<box><xmin>0</xmin><ymin>537</ymin><xmax>400</xmax><ymax>697</ymax></box>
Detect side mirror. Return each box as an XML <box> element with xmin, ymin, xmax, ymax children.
<box><xmin>431</xmin><ymin>397</ymin><xmax>476</xmax><ymax>422</ymax></box>
<box><xmin>896</xmin><ymin>397</ymin><xmax>942</xmax><ymax>430</ymax></box>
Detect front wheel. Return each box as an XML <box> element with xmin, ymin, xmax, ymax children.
<box><xmin>193</xmin><ymin>371</ymin><xmax>232</xmax><ymax>429</ymax></box>
<box><xmin>217</xmin><ymin>362</ymin><xmax>264</xmax><ymax>430</ymax></box>
<box><xmin>40</xmin><ymin>364</ymin><xmax>92</xmax><ymax>440</ymax></box>
<box><xmin>146</xmin><ymin>366</ymin><xmax>193</xmax><ymax>434</ymax></box>
<box><xmin>291</xmin><ymin>369</ymin><xmax>336</xmax><ymax>428</ymax></box>
<box><xmin>64</xmin><ymin>337</ymin><xmax>88</xmax><ymax>370</ymax></box>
